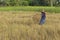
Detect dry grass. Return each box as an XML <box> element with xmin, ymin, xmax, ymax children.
<box><xmin>0</xmin><ymin>11</ymin><xmax>60</xmax><ymax>40</ymax></box>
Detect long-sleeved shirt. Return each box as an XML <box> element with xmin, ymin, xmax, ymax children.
<box><xmin>41</xmin><ymin>12</ymin><xmax>46</xmax><ymax>19</ymax></box>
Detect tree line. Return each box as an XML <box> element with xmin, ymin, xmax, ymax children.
<box><xmin>0</xmin><ymin>0</ymin><xmax>60</xmax><ymax>6</ymax></box>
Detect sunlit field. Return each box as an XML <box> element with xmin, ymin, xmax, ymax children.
<box><xmin>0</xmin><ymin>11</ymin><xmax>60</xmax><ymax>40</ymax></box>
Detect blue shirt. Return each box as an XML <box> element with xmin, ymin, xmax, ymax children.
<box><xmin>41</xmin><ymin>12</ymin><xmax>46</xmax><ymax>19</ymax></box>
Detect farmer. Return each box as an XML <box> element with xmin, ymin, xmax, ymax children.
<box><xmin>39</xmin><ymin>9</ymin><xmax>46</xmax><ymax>25</ymax></box>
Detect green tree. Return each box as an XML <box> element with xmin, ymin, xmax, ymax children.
<box><xmin>29</xmin><ymin>0</ymin><xmax>48</xmax><ymax>6</ymax></box>
<box><xmin>45</xmin><ymin>0</ymin><xmax>56</xmax><ymax>6</ymax></box>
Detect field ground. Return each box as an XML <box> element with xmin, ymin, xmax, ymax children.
<box><xmin>0</xmin><ymin>11</ymin><xmax>60</xmax><ymax>40</ymax></box>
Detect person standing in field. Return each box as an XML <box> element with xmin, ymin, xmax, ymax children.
<box><xmin>39</xmin><ymin>9</ymin><xmax>46</xmax><ymax>25</ymax></box>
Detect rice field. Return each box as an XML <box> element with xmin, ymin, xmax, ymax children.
<box><xmin>0</xmin><ymin>6</ymin><xmax>58</xmax><ymax>13</ymax></box>
<box><xmin>0</xmin><ymin>11</ymin><xmax>60</xmax><ymax>40</ymax></box>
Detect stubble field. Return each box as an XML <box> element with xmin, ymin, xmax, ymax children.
<box><xmin>0</xmin><ymin>11</ymin><xmax>60</xmax><ymax>40</ymax></box>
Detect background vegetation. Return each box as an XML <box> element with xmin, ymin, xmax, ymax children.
<box><xmin>0</xmin><ymin>0</ymin><xmax>60</xmax><ymax>6</ymax></box>
<box><xmin>0</xmin><ymin>6</ymin><xmax>60</xmax><ymax>13</ymax></box>
<box><xmin>0</xmin><ymin>0</ymin><xmax>60</xmax><ymax>13</ymax></box>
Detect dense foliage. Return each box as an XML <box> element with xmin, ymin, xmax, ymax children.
<box><xmin>0</xmin><ymin>0</ymin><xmax>59</xmax><ymax>6</ymax></box>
